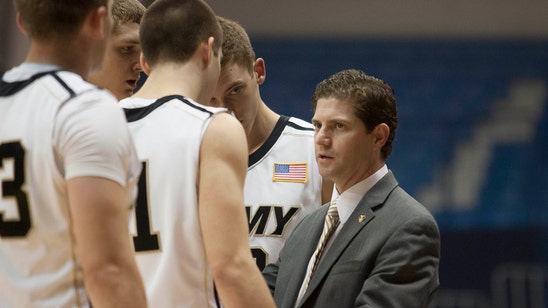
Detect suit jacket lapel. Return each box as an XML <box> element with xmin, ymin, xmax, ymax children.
<box><xmin>298</xmin><ymin>172</ymin><xmax>399</xmax><ymax>306</ymax></box>
<box><xmin>285</xmin><ymin>205</ymin><xmax>329</xmax><ymax>308</ymax></box>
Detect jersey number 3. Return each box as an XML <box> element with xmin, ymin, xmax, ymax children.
<box><xmin>0</xmin><ymin>141</ymin><xmax>31</xmax><ymax>237</ymax></box>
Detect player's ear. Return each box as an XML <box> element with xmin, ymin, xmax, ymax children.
<box><xmin>16</xmin><ymin>13</ymin><xmax>28</xmax><ymax>36</ymax></box>
<box><xmin>83</xmin><ymin>5</ymin><xmax>109</xmax><ymax>41</ymax></box>
<box><xmin>254</xmin><ymin>58</ymin><xmax>266</xmax><ymax>85</ymax></box>
<box><xmin>201</xmin><ymin>37</ymin><xmax>215</xmax><ymax>68</ymax></box>
<box><xmin>140</xmin><ymin>53</ymin><xmax>151</xmax><ymax>75</ymax></box>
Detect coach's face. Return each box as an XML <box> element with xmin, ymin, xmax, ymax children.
<box><xmin>312</xmin><ymin>97</ymin><xmax>387</xmax><ymax>193</ymax></box>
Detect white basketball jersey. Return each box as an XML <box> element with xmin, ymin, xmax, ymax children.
<box><xmin>120</xmin><ymin>95</ymin><xmax>226</xmax><ymax>307</ymax></box>
<box><xmin>246</xmin><ymin>116</ymin><xmax>323</xmax><ymax>270</ymax></box>
<box><xmin>0</xmin><ymin>64</ymin><xmax>140</xmax><ymax>308</ymax></box>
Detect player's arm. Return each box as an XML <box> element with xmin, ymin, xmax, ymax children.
<box><xmin>67</xmin><ymin>177</ymin><xmax>146</xmax><ymax>307</ymax></box>
<box><xmin>60</xmin><ymin>94</ymin><xmax>147</xmax><ymax>307</ymax></box>
<box><xmin>67</xmin><ymin>176</ymin><xmax>147</xmax><ymax>308</ymax></box>
<box><xmin>198</xmin><ymin>112</ymin><xmax>275</xmax><ymax>308</ymax></box>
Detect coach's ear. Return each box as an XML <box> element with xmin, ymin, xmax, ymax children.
<box><xmin>140</xmin><ymin>53</ymin><xmax>151</xmax><ymax>76</ymax></box>
<box><xmin>373</xmin><ymin>123</ymin><xmax>389</xmax><ymax>149</ymax></box>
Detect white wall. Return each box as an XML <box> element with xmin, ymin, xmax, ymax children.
<box><xmin>207</xmin><ymin>0</ymin><xmax>548</xmax><ymax>39</ymax></box>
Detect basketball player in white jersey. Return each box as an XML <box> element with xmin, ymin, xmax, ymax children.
<box><xmin>209</xmin><ymin>17</ymin><xmax>334</xmax><ymax>271</ymax></box>
<box><xmin>0</xmin><ymin>1</ymin><xmax>146</xmax><ymax>307</ymax></box>
<box><xmin>118</xmin><ymin>0</ymin><xmax>275</xmax><ymax>307</ymax></box>
<box><xmin>88</xmin><ymin>0</ymin><xmax>145</xmax><ymax>100</ymax></box>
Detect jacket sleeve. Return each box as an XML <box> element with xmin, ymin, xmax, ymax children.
<box><xmin>262</xmin><ymin>259</ymin><xmax>279</xmax><ymax>295</ymax></box>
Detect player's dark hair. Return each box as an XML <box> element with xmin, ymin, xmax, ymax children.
<box><xmin>14</xmin><ymin>0</ymin><xmax>108</xmax><ymax>41</ymax></box>
<box><xmin>139</xmin><ymin>0</ymin><xmax>222</xmax><ymax>67</ymax></box>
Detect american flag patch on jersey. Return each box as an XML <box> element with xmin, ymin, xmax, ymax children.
<box><xmin>272</xmin><ymin>163</ymin><xmax>308</xmax><ymax>183</ymax></box>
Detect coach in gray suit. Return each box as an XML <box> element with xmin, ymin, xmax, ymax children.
<box><xmin>262</xmin><ymin>69</ymin><xmax>440</xmax><ymax>308</ymax></box>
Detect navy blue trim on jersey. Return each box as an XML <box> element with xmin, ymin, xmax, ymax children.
<box><xmin>0</xmin><ymin>70</ymin><xmax>60</xmax><ymax>97</ymax></box>
<box><xmin>248</xmin><ymin>115</ymin><xmax>290</xmax><ymax>167</ymax></box>
<box><xmin>51</xmin><ymin>72</ymin><xmax>76</xmax><ymax>97</ymax></box>
<box><xmin>286</xmin><ymin>119</ymin><xmax>314</xmax><ymax>132</ymax></box>
<box><xmin>124</xmin><ymin>95</ymin><xmax>213</xmax><ymax>123</ymax></box>
<box><xmin>213</xmin><ymin>282</ymin><xmax>221</xmax><ymax>308</ymax></box>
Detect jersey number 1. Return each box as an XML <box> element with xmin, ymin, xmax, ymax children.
<box><xmin>132</xmin><ymin>161</ymin><xmax>160</xmax><ymax>252</ymax></box>
<box><xmin>0</xmin><ymin>141</ymin><xmax>31</xmax><ymax>237</ymax></box>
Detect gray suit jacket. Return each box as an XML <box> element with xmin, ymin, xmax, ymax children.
<box><xmin>262</xmin><ymin>171</ymin><xmax>440</xmax><ymax>308</ymax></box>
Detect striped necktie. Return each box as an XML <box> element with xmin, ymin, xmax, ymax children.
<box><xmin>306</xmin><ymin>200</ymin><xmax>340</xmax><ymax>286</ymax></box>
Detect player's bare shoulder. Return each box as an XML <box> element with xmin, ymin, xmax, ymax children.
<box><xmin>201</xmin><ymin>112</ymin><xmax>247</xmax><ymax>161</ymax></box>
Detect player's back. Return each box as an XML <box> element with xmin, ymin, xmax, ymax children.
<box><xmin>0</xmin><ymin>64</ymin><xmax>116</xmax><ymax>307</ymax></box>
<box><xmin>121</xmin><ymin>95</ymin><xmax>225</xmax><ymax>307</ymax></box>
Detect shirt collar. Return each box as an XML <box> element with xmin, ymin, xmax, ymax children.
<box><xmin>21</xmin><ymin>62</ymin><xmax>60</xmax><ymax>71</ymax></box>
<box><xmin>3</xmin><ymin>62</ymin><xmax>61</xmax><ymax>82</ymax></box>
<box><xmin>331</xmin><ymin>164</ymin><xmax>388</xmax><ymax>225</ymax></box>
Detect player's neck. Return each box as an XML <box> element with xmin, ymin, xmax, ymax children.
<box><xmin>247</xmin><ymin>103</ymin><xmax>279</xmax><ymax>154</ymax></box>
<box><xmin>25</xmin><ymin>40</ymin><xmax>90</xmax><ymax>78</ymax></box>
<box><xmin>134</xmin><ymin>63</ymin><xmax>203</xmax><ymax>103</ymax></box>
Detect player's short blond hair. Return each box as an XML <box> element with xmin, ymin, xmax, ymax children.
<box><xmin>217</xmin><ymin>16</ymin><xmax>256</xmax><ymax>76</ymax></box>
<box><xmin>112</xmin><ymin>0</ymin><xmax>145</xmax><ymax>34</ymax></box>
